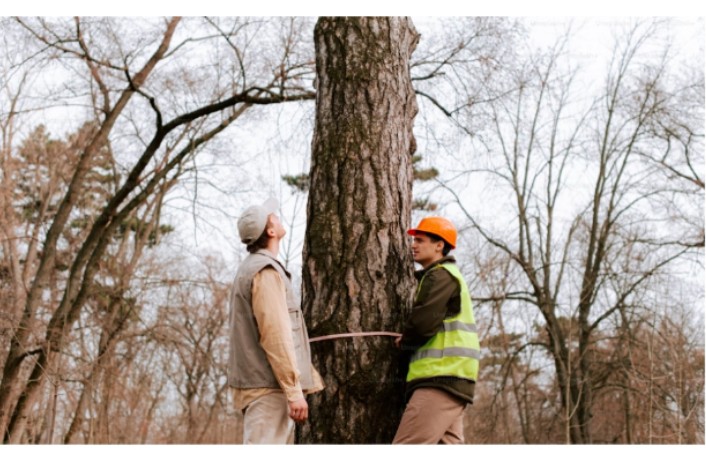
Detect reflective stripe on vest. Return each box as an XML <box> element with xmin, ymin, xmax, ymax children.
<box><xmin>407</xmin><ymin>262</ymin><xmax>480</xmax><ymax>382</ymax></box>
<box><xmin>412</xmin><ymin>347</ymin><xmax>482</xmax><ymax>361</ymax></box>
<box><xmin>438</xmin><ymin>321</ymin><xmax>477</xmax><ymax>334</ymax></box>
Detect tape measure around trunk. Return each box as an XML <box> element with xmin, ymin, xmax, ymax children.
<box><xmin>308</xmin><ymin>331</ymin><xmax>402</xmax><ymax>343</ymax></box>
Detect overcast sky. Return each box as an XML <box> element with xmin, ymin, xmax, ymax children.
<box><xmin>1</xmin><ymin>14</ymin><xmax>701</xmax><ymax>299</ymax></box>
<box><xmin>151</xmin><ymin>16</ymin><xmax>704</xmax><ymax>271</ymax></box>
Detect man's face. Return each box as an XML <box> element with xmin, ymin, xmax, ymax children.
<box><xmin>266</xmin><ymin>213</ymin><xmax>286</xmax><ymax>240</ymax></box>
<box><xmin>411</xmin><ymin>233</ymin><xmax>443</xmax><ymax>267</ymax></box>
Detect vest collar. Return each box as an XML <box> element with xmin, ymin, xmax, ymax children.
<box><xmin>254</xmin><ymin>248</ymin><xmax>278</xmax><ymax>260</ymax></box>
<box><xmin>254</xmin><ymin>249</ymin><xmax>292</xmax><ymax>279</ymax></box>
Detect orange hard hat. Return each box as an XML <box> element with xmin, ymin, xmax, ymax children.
<box><xmin>407</xmin><ymin>216</ymin><xmax>457</xmax><ymax>249</ymax></box>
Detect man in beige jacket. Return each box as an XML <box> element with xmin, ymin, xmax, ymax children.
<box><xmin>228</xmin><ymin>198</ymin><xmax>323</xmax><ymax>444</ymax></box>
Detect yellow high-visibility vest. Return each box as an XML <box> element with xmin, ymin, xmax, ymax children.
<box><xmin>406</xmin><ymin>263</ymin><xmax>480</xmax><ymax>382</ymax></box>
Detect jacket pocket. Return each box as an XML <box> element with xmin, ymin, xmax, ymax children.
<box><xmin>289</xmin><ymin>309</ymin><xmax>303</xmax><ymax>349</ymax></box>
<box><xmin>288</xmin><ymin>309</ymin><xmax>302</xmax><ymax>330</ymax></box>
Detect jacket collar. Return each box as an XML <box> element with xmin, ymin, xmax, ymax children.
<box><xmin>414</xmin><ymin>255</ymin><xmax>457</xmax><ymax>281</ymax></box>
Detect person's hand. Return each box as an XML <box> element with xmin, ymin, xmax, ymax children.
<box><xmin>288</xmin><ymin>398</ymin><xmax>308</xmax><ymax>423</ymax></box>
<box><xmin>394</xmin><ymin>336</ymin><xmax>402</xmax><ymax>349</ymax></box>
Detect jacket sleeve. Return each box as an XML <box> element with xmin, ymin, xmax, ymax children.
<box><xmin>401</xmin><ymin>267</ymin><xmax>460</xmax><ymax>350</ymax></box>
<box><xmin>251</xmin><ymin>267</ymin><xmax>304</xmax><ymax>402</ymax></box>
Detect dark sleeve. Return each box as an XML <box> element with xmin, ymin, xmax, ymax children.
<box><xmin>400</xmin><ymin>268</ymin><xmax>460</xmax><ymax>350</ymax></box>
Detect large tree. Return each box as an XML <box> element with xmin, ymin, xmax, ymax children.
<box><xmin>300</xmin><ymin>17</ymin><xmax>419</xmax><ymax>443</ymax></box>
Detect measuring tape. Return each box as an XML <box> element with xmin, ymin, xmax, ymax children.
<box><xmin>309</xmin><ymin>331</ymin><xmax>402</xmax><ymax>343</ymax></box>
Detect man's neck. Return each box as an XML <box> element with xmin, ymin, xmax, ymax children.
<box><xmin>264</xmin><ymin>239</ymin><xmax>280</xmax><ymax>259</ymax></box>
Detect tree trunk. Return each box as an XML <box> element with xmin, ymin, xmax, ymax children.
<box><xmin>300</xmin><ymin>17</ymin><xmax>419</xmax><ymax>444</ymax></box>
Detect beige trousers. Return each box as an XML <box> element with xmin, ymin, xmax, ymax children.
<box><xmin>393</xmin><ymin>387</ymin><xmax>465</xmax><ymax>444</ymax></box>
<box><xmin>242</xmin><ymin>391</ymin><xmax>295</xmax><ymax>444</ymax></box>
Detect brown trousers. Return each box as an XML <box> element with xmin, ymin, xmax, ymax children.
<box><xmin>393</xmin><ymin>387</ymin><xmax>466</xmax><ymax>444</ymax></box>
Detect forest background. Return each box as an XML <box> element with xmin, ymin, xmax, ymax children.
<box><xmin>0</xmin><ymin>4</ymin><xmax>703</xmax><ymax>445</ymax></box>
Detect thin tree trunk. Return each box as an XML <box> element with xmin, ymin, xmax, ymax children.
<box><xmin>300</xmin><ymin>17</ymin><xmax>419</xmax><ymax>444</ymax></box>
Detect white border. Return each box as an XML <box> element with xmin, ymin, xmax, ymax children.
<box><xmin>3</xmin><ymin>0</ymin><xmax>705</xmax><ymax>17</ymax></box>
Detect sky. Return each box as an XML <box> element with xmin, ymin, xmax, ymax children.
<box><xmin>96</xmin><ymin>15</ymin><xmax>700</xmax><ymax>280</ymax></box>
<box><xmin>1</xmin><ymin>13</ymin><xmax>700</xmax><ymax>269</ymax></box>
<box><xmin>0</xmin><ymin>12</ymin><xmax>701</xmax><ymax>301</ymax></box>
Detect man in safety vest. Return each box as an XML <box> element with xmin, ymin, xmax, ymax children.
<box><xmin>393</xmin><ymin>216</ymin><xmax>480</xmax><ymax>444</ymax></box>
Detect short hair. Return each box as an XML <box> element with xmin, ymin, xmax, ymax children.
<box><xmin>421</xmin><ymin>232</ymin><xmax>453</xmax><ymax>256</ymax></box>
<box><xmin>246</xmin><ymin>228</ymin><xmax>270</xmax><ymax>253</ymax></box>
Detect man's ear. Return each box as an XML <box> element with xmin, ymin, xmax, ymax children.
<box><xmin>435</xmin><ymin>240</ymin><xmax>444</xmax><ymax>254</ymax></box>
<box><xmin>263</xmin><ymin>215</ymin><xmax>276</xmax><ymax>238</ymax></box>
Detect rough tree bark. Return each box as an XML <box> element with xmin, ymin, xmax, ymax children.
<box><xmin>300</xmin><ymin>17</ymin><xmax>419</xmax><ymax>444</ymax></box>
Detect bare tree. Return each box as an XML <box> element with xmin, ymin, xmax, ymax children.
<box><xmin>437</xmin><ymin>20</ymin><xmax>702</xmax><ymax>443</ymax></box>
<box><xmin>152</xmin><ymin>256</ymin><xmax>230</xmax><ymax>444</ymax></box>
<box><xmin>62</xmin><ymin>177</ymin><xmax>173</xmax><ymax>443</ymax></box>
<box><xmin>0</xmin><ymin>16</ymin><xmax>316</xmax><ymax>442</ymax></box>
